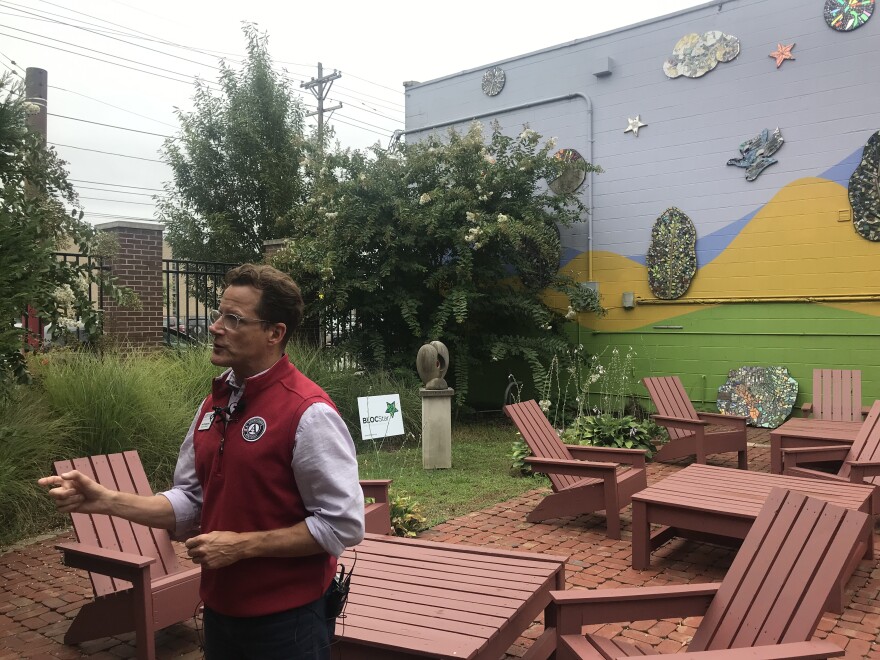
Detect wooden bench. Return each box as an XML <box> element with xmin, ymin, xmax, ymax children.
<box><xmin>630</xmin><ymin>463</ymin><xmax>874</xmax><ymax>612</ymax></box>
<box><xmin>331</xmin><ymin>533</ymin><xmax>566</xmax><ymax>659</ymax></box>
<box><xmin>769</xmin><ymin>418</ymin><xmax>862</xmax><ymax>474</ymax></box>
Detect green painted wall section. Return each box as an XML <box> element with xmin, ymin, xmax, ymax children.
<box><xmin>567</xmin><ymin>303</ymin><xmax>880</xmax><ymax>411</ymax></box>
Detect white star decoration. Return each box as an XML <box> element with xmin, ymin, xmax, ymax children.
<box><xmin>624</xmin><ymin>115</ymin><xmax>647</xmax><ymax>137</ymax></box>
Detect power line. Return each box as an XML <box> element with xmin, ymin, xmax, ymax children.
<box><xmin>70</xmin><ymin>178</ymin><xmax>164</xmax><ymax>192</ymax></box>
<box><xmin>49</xmin><ymin>142</ymin><xmax>164</xmax><ymax>163</ymax></box>
<box><xmin>50</xmin><ymin>85</ymin><xmax>178</xmax><ymax>129</ymax></box>
<box><xmin>331</xmin><ymin>116</ymin><xmax>392</xmax><ymax>138</ymax></box>
<box><xmin>335</xmin><ymin>113</ymin><xmax>397</xmax><ymax>134</ymax></box>
<box><xmin>0</xmin><ymin>30</ymin><xmax>219</xmax><ymax>89</ymax></box>
<box><xmin>79</xmin><ymin>195</ymin><xmax>157</xmax><ymax>205</ymax></box>
<box><xmin>74</xmin><ymin>185</ymin><xmax>156</xmax><ymax>197</ymax></box>
<box><xmin>0</xmin><ymin>49</ymin><xmax>25</xmax><ymax>74</ymax></box>
<box><xmin>86</xmin><ymin>212</ymin><xmax>159</xmax><ymax>222</ymax></box>
<box><xmin>48</xmin><ymin>112</ymin><xmax>174</xmax><ymax>138</ymax></box>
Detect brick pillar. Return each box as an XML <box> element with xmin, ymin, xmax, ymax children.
<box><xmin>97</xmin><ymin>221</ymin><xmax>164</xmax><ymax>349</ymax></box>
<box><xmin>263</xmin><ymin>238</ymin><xmax>287</xmax><ymax>262</ymax></box>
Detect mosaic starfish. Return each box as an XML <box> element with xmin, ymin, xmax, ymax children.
<box><xmin>624</xmin><ymin>115</ymin><xmax>647</xmax><ymax>137</ymax></box>
<box><xmin>769</xmin><ymin>43</ymin><xmax>795</xmax><ymax>68</ymax></box>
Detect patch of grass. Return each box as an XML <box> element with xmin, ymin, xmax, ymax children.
<box><xmin>357</xmin><ymin>416</ymin><xmax>547</xmax><ymax>526</ymax></box>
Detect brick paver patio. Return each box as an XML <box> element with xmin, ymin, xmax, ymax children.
<box><xmin>1</xmin><ymin>428</ymin><xmax>878</xmax><ymax>658</ymax></box>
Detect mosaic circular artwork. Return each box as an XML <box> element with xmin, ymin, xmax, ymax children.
<box><xmin>849</xmin><ymin>130</ymin><xmax>880</xmax><ymax>241</ymax></box>
<box><xmin>548</xmin><ymin>149</ymin><xmax>587</xmax><ymax>195</ymax></box>
<box><xmin>716</xmin><ymin>366</ymin><xmax>799</xmax><ymax>429</ymax></box>
<box><xmin>646</xmin><ymin>207</ymin><xmax>697</xmax><ymax>300</ymax></box>
<box><xmin>663</xmin><ymin>31</ymin><xmax>741</xmax><ymax>79</ymax></box>
<box><xmin>481</xmin><ymin>67</ymin><xmax>505</xmax><ymax>96</ymax></box>
<box><xmin>824</xmin><ymin>0</ymin><xmax>874</xmax><ymax>31</ymax></box>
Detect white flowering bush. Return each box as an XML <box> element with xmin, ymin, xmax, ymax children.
<box><xmin>273</xmin><ymin>121</ymin><xmax>601</xmax><ymax>404</ymax></box>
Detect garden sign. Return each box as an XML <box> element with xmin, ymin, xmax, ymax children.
<box><xmin>357</xmin><ymin>393</ymin><xmax>405</xmax><ymax>440</ymax></box>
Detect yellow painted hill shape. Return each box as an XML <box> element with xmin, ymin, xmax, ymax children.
<box><xmin>555</xmin><ymin>177</ymin><xmax>880</xmax><ymax>332</ymax></box>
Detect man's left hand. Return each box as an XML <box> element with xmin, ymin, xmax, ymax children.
<box><xmin>185</xmin><ymin>531</ymin><xmax>245</xmax><ymax>569</ymax></box>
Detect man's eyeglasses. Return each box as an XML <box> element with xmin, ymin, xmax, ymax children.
<box><xmin>209</xmin><ymin>309</ymin><xmax>272</xmax><ymax>331</ymax></box>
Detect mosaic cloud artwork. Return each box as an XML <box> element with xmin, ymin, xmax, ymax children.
<box><xmin>646</xmin><ymin>207</ymin><xmax>697</xmax><ymax>299</ymax></box>
<box><xmin>849</xmin><ymin>130</ymin><xmax>880</xmax><ymax>241</ymax></box>
<box><xmin>824</xmin><ymin>0</ymin><xmax>874</xmax><ymax>31</ymax></box>
<box><xmin>663</xmin><ymin>31</ymin><xmax>741</xmax><ymax>79</ymax></box>
<box><xmin>727</xmin><ymin>128</ymin><xmax>784</xmax><ymax>181</ymax></box>
<box><xmin>548</xmin><ymin>149</ymin><xmax>587</xmax><ymax>195</ymax></box>
<box><xmin>716</xmin><ymin>366</ymin><xmax>798</xmax><ymax>428</ymax></box>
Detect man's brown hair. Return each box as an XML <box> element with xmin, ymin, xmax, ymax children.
<box><xmin>224</xmin><ymin>264</ymin><xmax>303</xmax><ymax>347</ymax></box>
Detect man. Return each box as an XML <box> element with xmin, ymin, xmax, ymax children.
<box><xmin>39</xmin><ymin>264</ymin><xmax>365</xmax><ymax>660</ymax></box>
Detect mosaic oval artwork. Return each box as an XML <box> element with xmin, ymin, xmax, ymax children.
<box><xmin>646</xmin><ymin>207</ymin><xmax>697</xmax><ymax>300</ymax></box>
<box><xmin>663</xmin><ymin>31</ymin><xmax>741</xmax><ymax>79</ymax></box>
<box><xmin>716</xmin><ymin>366</ymin><xmax>799</xmax><ymax>428</ymax></box>
<box><xmin>549</xmin><ymin>148</ymin><xmax>587</xmax><ymax>195</ymax></box>
<box><xmin>824</xmin><ymin>0</ymin><xmax>874</xmax><ymax>31</ymax></box>
<box><xmin>849</xmin><ymin>130</ymin><xmax>880</xmax><ymax>241</ymax></box>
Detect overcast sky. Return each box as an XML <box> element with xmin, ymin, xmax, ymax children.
<box><xmin>2</xmin><ymin>0</ymin><xmax>706</xmax><ymax>224</ymax></box>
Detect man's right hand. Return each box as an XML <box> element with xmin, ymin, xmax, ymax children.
<box><xmin>37</xmin><ymin>471</ymin><xmax>113</xmax><ymax>515</ymax></box>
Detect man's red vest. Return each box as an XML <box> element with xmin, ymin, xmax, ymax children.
<box><xmin>194</xmin><ymin>357</ymin><xmax>337</xmax><ymax>617</ymax></box>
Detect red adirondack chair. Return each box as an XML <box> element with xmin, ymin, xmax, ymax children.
<box><xmin>783</xmin><ymin>399</ymin><xmax>880</xmax><ymax>511</ymax></box>
<box><xmin>643</xmin><ymin>376</ymin><xmax>748</xmax><ymax>469</ymax></box>
<box><xmin>551</xmin><ymin>487</ymin><xmax>867</xmax><ymax>659</ymax></box>
<box><xmin>802</xmin><ymin>369</ymin><xmax>870</xmax><ymax>421</ymax></box>
<box><xmin>54</xmin><ymin>451</ymin><xmax>392</xmax><ymax>659</ymax></box>
<box><xmin>503</xmin><ymin>400</ymin><xmax>647</xmax><ymax>539</ymax></box>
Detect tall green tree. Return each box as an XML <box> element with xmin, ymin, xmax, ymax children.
<box><xmin>0</xmin><ymin>74</ymin><xmax>133</xmax><ymax>393</ymax></box>
<box><xmin>272</xmin><ymin>122</ymin><xmax>602</xmax><ymax>404</ymax></box>
<box><xmin>159</xmin><ymin>25</ymin><xmax>308</xmax><ymax>264</ymax></box>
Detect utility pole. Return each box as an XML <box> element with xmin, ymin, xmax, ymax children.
<box><xmin>23</xmin><ymin>67</ymin><xmax>48</xmax><ymax>347</ymax></box>
<box><xmin>25</xmin><ymin>67</ymin><xmax>47</xmax><ymax>145</ymax></box>
<box><xmin>300</xmin><ymin>62</ymin><xmax>342</xmax><ymax>153</ymax></box>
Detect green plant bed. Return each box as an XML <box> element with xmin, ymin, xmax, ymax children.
<box><xmin>357</xmin><ymin>417</ymin><xmax>547</xmax><ymax>527</ymax></box>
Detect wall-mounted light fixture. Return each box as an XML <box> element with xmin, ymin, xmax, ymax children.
<box><xmin>622</xmin><ymin>292</ymin><xmax>635</xmax><ymax>309</ymax></box>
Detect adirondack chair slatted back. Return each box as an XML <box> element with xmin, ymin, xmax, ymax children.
<box><xmin>504</xmin><ymin>400</ymin><xmax>580</xmax><ymax>490</ymax></box>
<box><xmin>813</xmin><ymin>369</ymin><xmax>862</xmax><ymax>422</ymax></box>
<box><xmin>643</xmin><ymin>376</ymin><xmax>699</xmax><ymax>441</ymax></box>
<box><xmin>838</xmin><ymin>399</ymin><xmax>880</xmax><ymax>485</ymax></box>
<box><xmin>53</xmin><ymin>451</ymin><xmax>180</xmax><ymax>597</ymax></box>
<box><xmin>690</xmin><ymin>487</ymin><xmax>868</xmax><ymax>652</ymax></box>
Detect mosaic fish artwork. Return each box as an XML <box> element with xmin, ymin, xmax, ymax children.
<box><xmin>727</xmin><ymin>128</ymin><xmax>784</xmax><ymax>181</ymax></box>
<box><xmin>663</xmin><ymin>31</ymin><xmax>741</xmax><ymax>79</ymax></box>
<box><xmin>849</xmin><ymin>130</ymin><xmax>880</xmax><ymax>241</ymax></box>
<box><xmin>824</xmin><ymin>0</ymin><xmax>874</xmax><ymax>31</ymax></box>
<box><xmin>549</xmin><ymin>148</ymin><xmax>587</xmax><ymax>195</ymax></box>
<box><xmin>646</xmin><ymin>207</ymin><xmax>697</xmax><ymax>299</ymax></box>
<box><xmin>716</xmin><ymin>366</ymin><xmax>799</xmax><ymax>428</ymax></box>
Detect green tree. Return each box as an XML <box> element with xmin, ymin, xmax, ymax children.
<box><xmin>0</xmin><ymin>73</ymin><xmax>133</xmax><ymax>393</ymax></box>
<box><xmin>272</xmin><ymin>122</ymin><xmax>602</xmax><ymax>404</ymax></box>
<box><xmin>159</xmin><ymin>24</ymin><xmax>308</xmax><ymax>264</ymax></box>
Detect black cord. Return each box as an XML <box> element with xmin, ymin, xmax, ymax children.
<box><xmin>192</xmin><ymin>600</ymin><xmax>205</xmax><ymax>659</ymax></box>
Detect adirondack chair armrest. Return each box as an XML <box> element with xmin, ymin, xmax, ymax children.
<box><xmin>846</xmin><ymin>459</ymin><xmax>880</xmax><ymax>481</ymax></box>
<box><xmin>636</xmin><ymin>641</ymin><xmax>845</xmax><ymax>659</ymax></box>
<box><xmin>525</xmin><ymin>456</ymin><xmax>620</xmax><ymax>480</ymax></box>
<box><xmin>802</xmin><ymin>402</ymin><xmax>815</xmax><ymax>416</ymax></box>
<box><xmin>696</xmin><ymin>412</ymin><xmax>748</xmax><ymax>428</ymax></box>
<box><xmin>782</xmin><ymin>445</ymin><xmax>850</xmax><ymax>471</ymax></box>
<box><xmin>551</xmin><ymin>584</ymin><xmax>718</xmax><ymax>632</ymax></box>
<box><xmin>651</xmin><ymin>414</ymin><xmax>709</xmax><ymax>430</ymax></box>
<box><xmin>56</xmin><ymin>541</ymin><xmax>155</xmax><ymax>581</ymax></box>
<box><xmin>566</xmin><ymin>445</ymin><xmax>648</xmax><ymax>467</ymax></box>
<box><xmin>360</xmin><ymin>479</ymin><xmax>392</xmax><ymax>503</ymax></box>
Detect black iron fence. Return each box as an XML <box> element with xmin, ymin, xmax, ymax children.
<box><xmin>21</xmin><ymin>253</ymin><xmax>108</xmax><ymax>347</ymax></box>
<box><xmin>163</xmin><ymin>259</ymin><xmax>237</xmax><ymax>345</ymax></box>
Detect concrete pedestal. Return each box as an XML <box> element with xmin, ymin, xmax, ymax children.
<box><xmin>420</xmin><ymin>387</ymin><xmax>454</xmax><ymax>469</ymax></box>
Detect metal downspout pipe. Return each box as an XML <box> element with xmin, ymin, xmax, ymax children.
<box><xmin>395</xmin><ymin>92</ymin><xmax>595</xmax><ymax>280</ymax></box>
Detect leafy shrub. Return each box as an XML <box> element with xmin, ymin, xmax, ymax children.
<box><xmin>389</xmin><ymin>492</ymin><xmax>427</xmax><ymax>538</ymax></box>
<box><xmin>510</xmin><ymin>434</ymin><xmax>533</xmax><ymax>476</ymax></box>
<box><xmin>560</xmin><ymin>413</ymin><xmax>659</xmax><ymax>459</ymax></box>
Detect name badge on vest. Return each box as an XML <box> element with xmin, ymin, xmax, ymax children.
<box><xmin>198</xmin><ymin>411</ymin><xmax>215</xmax><ymax>431</ymax></box>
